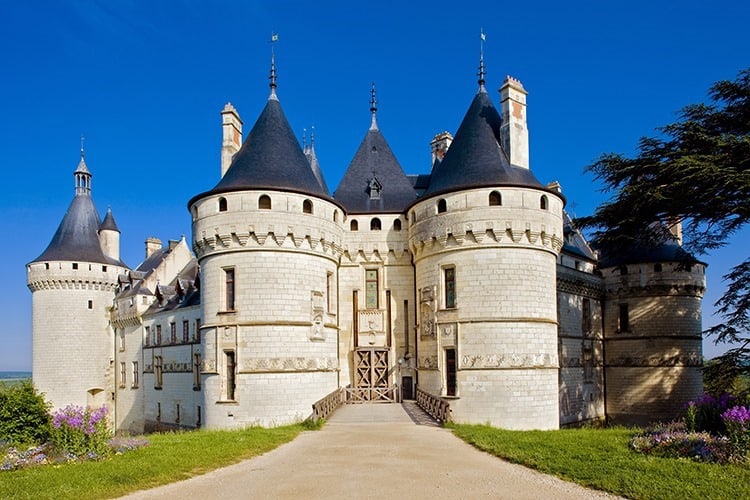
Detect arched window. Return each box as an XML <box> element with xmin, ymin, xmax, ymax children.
<box><xmin>489</xmin><ymin>191</ymin><xmax>502</xmax><ymax>206</ymax></box>
<box><xmin>370</xmin><ymin>218</ymin><xmax>382</xmax><ymax>231</ymax></box>
<box><xmin>259</xmin><ymin>195</ymin><xmax>271</xmax><ymax>210</ymax></box>
<box><xmin>333</xmin><ymin>210</ymin><xmax>339</xmax><ymax>222</ymax></box>
<box><xmin>654</xmin><ymin>263</ymin><xmax>663</xmax><ymax>272</ymax></box>
<box><xmin>540</xmin><ymin>195</ymin><xmax>548</xmax><ymax>210</ymax></box>
<box><xmin>303</xmin><ymin>199</ymin><xmax>313</xmax><ymax>214</ymax></box>
<box><xmin>393</xmin><ymin>219</ymin><xmax>402</xmax><ymax>231</ymax></box>
<box><xmin>218</xmin><ymin>197</ymin><xmax>227</xmax><ymax>212</ymax></box>
<box><xmin>350</xmin><ymin>220</ymin><xmax>359</xmax><ymax>231</ymax></box>
<box><xmin>437</xmin><ymin>199</ymin><xmax>447</xmax><ymax>213</ymax></box>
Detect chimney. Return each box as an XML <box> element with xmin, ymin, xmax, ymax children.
<box><xmin>145</xmin><ymin>237</ymin><xmax>162</xmax><ymax>259</ymax></box>
<box><xmin>430</xmin><ymin>131</ymin><xmax>453</xmax><ymax>167</ymax></box>
<box><xmin>221</xmin><ymin>103</ymin><xmax>243</xmax><ymax>177</ymax></box>
<box><xmin>499</xmin><ymin>76</ymin><xmax>529</xmax><ymax>169</ymax></box>
<box><xmin>667</xmin><ymin>218</ymin><xmax>683</xmax><ymax>246</ymax></box>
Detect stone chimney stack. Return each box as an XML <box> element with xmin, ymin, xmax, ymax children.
<box><xmin>668</xmin><ymin>218</ymin><xmax>683</xmax><ymax>246</ymax></box>
<box><xmin>499</xmin><ymin>76</ymin><xmax>529</xmax><ymax>169</ymax></box>
<box><xmin>221</xmin><ymin>103</ymin><xmax>243</xmax><ymax>177</ymax></box>
<box><xmin>430</xmin><ymin>131</ymin><xmax>453</xmax><ymax>167</ymax></box>
<box><xmin>145</xmin><ymin>237</ymin><xmax>162</xmax><ymax>259</ymax></box>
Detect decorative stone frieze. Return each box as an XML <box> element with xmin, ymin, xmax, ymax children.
<box><xmin>461</xmin><ymin>353</ymin><xmax>557</xmax><ymax>369</ymax></box>
<box><xmin>239</xmin><ymin>356</ymin><xmax>338</xmax><ymax>372</ymax></box>
<box><xmin>419</xmin><ymin>355</ymin><xmax>438</xmax><ymax>369</ymax></box>
<box><xmin>607</xmin><ymin>353</ymin><xmax>702</xmax><ymax>367</ymax></box>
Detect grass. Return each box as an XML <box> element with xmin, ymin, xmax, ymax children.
<box><xmin>450</xmin><ymin>424</ymin><xmax>750</xmax><ymax>500</ymax></box>
<box><xmin>0</xmin><ymin>424</ymin><xmax>303</xmax><ymax>500</ymax></box>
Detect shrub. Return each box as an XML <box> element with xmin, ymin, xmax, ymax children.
<box><xmin>684</xmin><ymin>392</ymin><xmax>736</xmax><ymax>434</ymax></box>
<box><xmin>0</xmin><ymin>380</ymin><xmax>51</xmax><ymax>445</ymax></box>
<box><xmin>50</xmin><ymin>405</ymin><xmax>111</xmax><ymax>459</ymax></box>
<box><xmin>631</xmin><ymin>422</ymin><xmax>734</xmax><ymax>464</ymax></box>
<box><xmin>722</xmin><ymin>405</ymin><xmax>750</xmax><ymax>462</ymax></box>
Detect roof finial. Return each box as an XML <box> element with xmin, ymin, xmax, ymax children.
<box><xmin>311</xmin><ymin>125</ymin><xmax>315</xmax><ymax>149</ymax></box>
<box><xmin>80</xmin><ymin>134</ymin><xmax>85</xmax><ymax>159</ymax></box>
<box><xmin>478</xmin><ymin>28</ymin><xmax>486</xmax><ymax>92</ymax></box>
<box><xmin>269</xmin><ymin>32</ymin><xmax>279</xmax><ymax>100</ymax></box>
<box><xmin>302</xmin><ymin>127</ymin><xmax>307</xmax><ymax>149</ymax></box>
<box><xmin>370</xmin><ymin>82</ymin><xmax>378</xmax><ymax>130</ymax></box>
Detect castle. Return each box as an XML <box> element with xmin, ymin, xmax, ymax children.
<box><xmin>27</xmin><ymin>58</ymin><xmax>706</xmax><ymax>432</ymax></box>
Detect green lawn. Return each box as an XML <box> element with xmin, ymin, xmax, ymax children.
<box><xmin>0</xmin><ymin>425</ymin><xmax>302</xmax><ymax>500</ymax></box>
<box><xmin>450</xmin><ymin>424</ymin><xmax>750</xmax><ymax>500</ymax></box>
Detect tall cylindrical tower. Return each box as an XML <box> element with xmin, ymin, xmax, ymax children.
<box><xmin>189</xmin><ymin>79</ymin><xmax>344</xmax><ymax>428</ymax></box>
<box><xmin>27</xmin><ymin>152</ymin><xmax>128</xmax><ymax>411</ymax></box>
<box><xmin>409</xmin><ymin>83</ymin><xmax>564</xmax><ymax>429</ymax></box>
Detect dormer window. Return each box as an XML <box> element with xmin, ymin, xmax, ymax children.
<box><xmin>368</xmin><ymin>177</ymin><xmax>382</xmax><ymax>200</ymax></box>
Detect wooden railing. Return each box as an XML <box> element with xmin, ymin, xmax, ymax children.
<box><xmin>310</xmin><ymin>387</ymin><xmax>345</xmax><ymax>421</ymax></box>
<box><xmin>344</xmin><ymin>385</ymin><xmax>401</xmax><ymax>403</ymax></box>
<box><xmin>416</xmin><ymin>386</ymin><xmax>452</xmax><ymax>423</ymax></box>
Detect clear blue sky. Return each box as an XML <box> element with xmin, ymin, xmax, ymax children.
<box><xmin>1</xmin><ymin>1</ymin><xmax>747</xmax><ymax>371</ymax></box>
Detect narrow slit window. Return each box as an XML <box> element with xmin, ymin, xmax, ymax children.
<box><xmin>225</xmin><ymin>351</ymin><xmax>236</xmax><ymax>400</ymax></box>
<box><xmin>218</xmin><ymin>197</ymin><xmax>228</xmax><ymax>212</ymax></box>
<box><xmin>540</xmin><ymin>195</ymin><xmax>548</xmax><ymax>210</ymax></box>
<box><xmin>618</xmin><ymin>304</ymin><xmax>629</xmax><ymax>332</ymax></box>
<box><xmin>444</xmin><ymin>267</ymin><xmax>456</xmax><ymax>309</ymax></box>
<box><xmin>225</xmin><ymin>268</ymin><xmax>236</xmax><ymax>311</ymax></box>
<box><xmin>365</xmin><ymin>270</ymin><xmax>378</xmax><ymax>309</ymax></box>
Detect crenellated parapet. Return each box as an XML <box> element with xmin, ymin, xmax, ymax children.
<box><xmin>601</xmin><ymin>262</ymin><xmax>706</xmax><ymax>299</ymax></box>
<box><xmin>27</xmin><ymin>261</ymin><xmax>125</xmax><ymax>292</ymax></box>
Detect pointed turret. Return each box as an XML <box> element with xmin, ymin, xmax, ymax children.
<box><xmin>32</xmin><ymin>153</ymin><xmax>126</xmax><ymax>267</ymax></box>
<box><xmin>304</xmin><ymin>127</ymin><xmax>329</xmax><ymax>193</ymax></box>
<box><xmin>98</xmin><ymin>207</ymin><xmax>121</xmax><ymax>262</ymax></box>
<box><xmin>334</xmin><ymin>84</ymin><xmax>416</xmax><ymax>213</ymax></box>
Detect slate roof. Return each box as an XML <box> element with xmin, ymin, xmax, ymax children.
<box><xmin>561</xmin><ymin>212</ymin><xmax>597</xmax><ymax>261</ymax></box>
<box><xmin>334</xmin><ymin>125</ymin><xmax>417</xmax><ymax>213</ymax></box>
<box><xmin>597</xmin><ymin>240</ymin><xmax>699</xmax><ymax>268</ymax></box>
<box><xmin>190</xmin><ymin>96</ymin><xmax>330</xmax><ymax>206</ymax></box>
<box><xmin>305</xmin><ymin>144</ymin><xmax>330</xmax><ymax>194</ymax></box>
<box><xmin>32</xmin><ymin>193</ymin><xmax>126</xmax><ymax>267</ymax></box>
<box><xmin>99</xmin><ymin>207</ymin><xmax>120</xmax><ymax>232</ymax></box>
<box><xmin>423</xmin><ymin>90</ymin><xmax>543</xmax><ymax>198</ymax></box>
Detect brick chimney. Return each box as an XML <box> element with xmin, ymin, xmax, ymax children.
<box><xmin>221</xmin><ymin>103</ymin><xmax>243</xmax><ymax>177</ymax></box>
<box><xmin>499</xmin><ymin>76</ymin><xmax>529</xmax><ymax>169</ymax></box>
<box><xmin>430</xmin><ymin>131</ymin><xmax>453</xmax><ymax>167</ymax></box>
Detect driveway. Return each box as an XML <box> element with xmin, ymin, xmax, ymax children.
<box><xmin>122</xmin><ymin>402</ymin><xmax>619</xmax><ymax>499</ymax></box>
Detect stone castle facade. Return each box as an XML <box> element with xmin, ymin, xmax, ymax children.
<box><xmin>28</xmin><ymin>63</ymin><xmax>706</xmax><ymax>431</ymax></box>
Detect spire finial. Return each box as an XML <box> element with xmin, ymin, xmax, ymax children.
<box><xmin>80</xmin><ymin>135</ymin><xmax>85</xmax><ymax>159</ymax></box>
<box><xmin>369</xmin><ymin>82</ymin><xmax>378</xmax><ymax>130</ymax></box>
<box><xmin>478</xmin><ymin>28</ymin><xmax>486</xmax><ymax>92</ymax></box>
<box><xmin>269</xmin><ymin>32</ymin><xmax>279</xmax><ymax>100</ymax></box>
<box><xmin>311</xmin><ymin>125</ymin><xmax>315</xmax><ymax>149</ymax></box>
<box><xmin>302</xmin><ymin>127</ymin><xmax>307</xmax><ymax>149</ymax></box>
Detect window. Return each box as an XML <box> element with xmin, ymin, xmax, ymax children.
<box><xmin>176</xmin><ymin>404</ymin><xmax>181</xmax><ymax>424</ymax></box>
<box><xmin>193</xmin><ymin>353</ymin><xmax>201</xmax><ymax>390</ymax></box>
<box><xmin>540</xmin><ymin>195</ymin><xmax>548</xmax><ymax>210</ymax></box>
<box><xmin>619</xmin><ymin>265</ymin><xmax>628</xmax><ymax>275</ymax></box>
<box><xmin>489</xmin><ymin>191</ymin><xmax>502</xmax><ymax>206</ymax></box>
<box><xmin>350</xmin><ymin>219</ymin><xmax>359</xmax><ymax>231</ymax></box>
<box><xmin>218</xmin><ymin>197</ymin><xmax>228</xmax><ymax>212</ymax></box>
<box><xmin>393</xmin><ymin>219</ymin><xmax>402</xmax><ymax>231</ymax></box>
<box><xmin>618</xmin><ymin>304</ymin><xmax>630</xmax><ymax>332</ymax></box>
<box><xmin>259</xmin><ymin>194</ymin><xmax>271</xmax><ymax>209</ymax></box>
<box><xmin>444</xmin><ymin>267</ymin><xmax>456</xmax><ymax>309</ymax></box>
<box><xmin>197</xmin><ymin>406</ymin><xmax>202</xmax><ymax>428</ymax></box>
<box><xmin>370</xmin><ymin>218</ymin><xmax>381</xmax><ymax>231</ymax></box>
<box><xmin>183</xmin><ymin>320</ymin><xmax>189</xmax><ymax>343</ymax></box>
<box><xmin>102</xmin><ymin>265</ymin><xmax>107</xmax><ymax>272</ymax></box>
<box><xmin>333</xmin><ymin>210</ymin><xmax>339</xmax><ymax>222</ymax></box>
<box><xmin>45</xmin><ymin>263</ymin><xmax>49</xmax><ymax>270</ymax></box>
<box><xmin>156</xmin><ymin>402</ymin><xmax>161</xmax><ymax>421</ymax></box>
<box><xmin>225</xmin><ymin>351</ymin><xmax>236</xmax><ymax>400</ymax></box>
<box><xmin>326</xmin><ymin>272</ymin><xmax>334</xmax><ymax>313</ymax></box>
<box><xmin>195</xmin><ymin>319</ymin><xmax>201</xmax><ymax>342</ymax></box>
<box><xmin>446</xmin><ymin>349</ymin><xmax>457</xmax><ymax>396</ymax></box>
<box><xmin>156</xmin><ymin>325</ymin><xmax>162</xmax><ymax>345</ymax></box>
<box><xmin>132</xmin><ymin>361</ymin><xmax>139</xmax><ymax>388</ymax></box>
<box><xmin>154</xmin><ymin>356</ymin><xmax>163</xmax><ymax>389</ymax></box>
<box><xmin>118</xmin><ymin>329</ymin><xmax>125</xmax><ymax>351</ymax></box>
<box><xmin>303</xmin><ymin>199</ymin><xmax>313</xmax><ymax>214</ymax></box>
<box><xmin>583</xmin><ymin>345</ymin><xmax>594</xmax><ymax>382</ymax></box>
<box><xmin>365</xmin><ymin>270</ymin><xmax>378</xmax><ymax>309</ymax></box>
<box><xmin>582</xmin><ymin>298</ymin><xmax>592</xmax><ymax>336</ymax></box>
<box><xmin>654</xmin><ymin>263</ymin><xmax>663</xmax><ymax>272</ymax></box>
<box><xmin>437</xmin><ymin>199</ymin><xmax>447</xmax><ymax>213</ymax></box>
<box><xmin>225</xmin><ymin>268</ymin><xmax>236</xmax><ymax>311</ymax></box>
<box><xmin>119</xmin><ymin>362</ymin><xmax>126</xmax><ymax>388</ymax></box>
<box><xmin>170</xmin><ymin>322</ymin><xmax>177</xmax><ymax>344</ymax></box>
<box><xmin>88</xmin><ymin>300</ymin><xmax>93</xmax><ymax>309</ymax></box>
<box><xmin>72</xmin><ymin>263</ymin><xmax>78</xmax><ymax>270</ymax></box>
<box><xmin>145</xmin><ymin>326</ymin><xmax>151</xmax><ymax>347</ymax></box>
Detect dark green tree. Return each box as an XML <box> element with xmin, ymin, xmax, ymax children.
<box><xmin>577</xmin><ymin>68</ymin><xmax>750</xmax><ymax>392</ymax></box>
<box><xmin>0</xmin><ymin>380</ymin><xmax>52</xmax><ymax>445</ymax></box>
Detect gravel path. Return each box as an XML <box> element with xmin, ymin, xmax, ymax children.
<box><xmin>122</xmin><ymin>402</ymin><xmax>621</xmax><ymax>499</ymax></box>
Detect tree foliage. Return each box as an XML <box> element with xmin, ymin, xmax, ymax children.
<box><xmin>0</xmin><ymin>380</ymin><xmax>52</xmax><ymax>445</ymax></box>
<box><xmin>577</xmin><ymin>68</ymin><xmax>750</xmax><ymax>386</ymax></box>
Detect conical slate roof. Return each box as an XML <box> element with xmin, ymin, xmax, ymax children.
<box><xmin>423</xmin><ymin>90</ymin><xmax>543</xmax><ymax>197</ymax></box>
<box><xmin>32</xmin><ymin>194</ymin><xmax>124</xmax><ymax>266</ymax></box>
<box><xmin>191</xmin><ymin>97</ymin><xmax>330</xmax><ymax>205</ymax></box>
<box><xmin>305</xmin><ymin>144</ymin><xmax>330</xmax><ymax>194</ymax></box>
<box><xmin>100</xmin><ymin>207</ymin><xmax>120</xmax><ymax>232</ymax></box>
<box><xmin>334</xmin><ymin>126</ymin><xmax>417</xmax><ymax>213</ymax></box>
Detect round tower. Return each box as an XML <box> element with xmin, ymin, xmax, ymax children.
<box><xmin>408</xmin><ymin>76</ymin><xmax>564</xmax><ymax>430</ymax></box>
<box><xmin>600</xmin><ymin>239</ymin><xmax>706</xmax><ymax>425</ymax></box>
<box><xmin>189</xmin><ymin>67</ymin><xmax>344</xmax><ymax>428</ymax></box>
<box><xmin>27</xmin><ymin>151</ymin><xmax>128</xmax><ymax>411</ymax></box>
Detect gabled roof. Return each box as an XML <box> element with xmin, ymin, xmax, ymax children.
<box><xmin>334</xmin><ymin>127</ymin><xmax>417</xmax><ymax>213</ymax></box>
<box><xmin>423</xmin><ymin>90</ymin><xmax>543</xmax><ymax>198</ymax></box>
<box><xmin>562</xmin><ymin>212</ymin><xmax>597</xmax><ymax>262</ymax></box>
<box><xmin>31</xmin><ymin>194</ymin><xmax>125</xmax><ymax>267</ymax></box>
<box><xmin>190</xmin><ymin>97</ymin><xmax>330</xmax><ymax>205</ymax></box>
